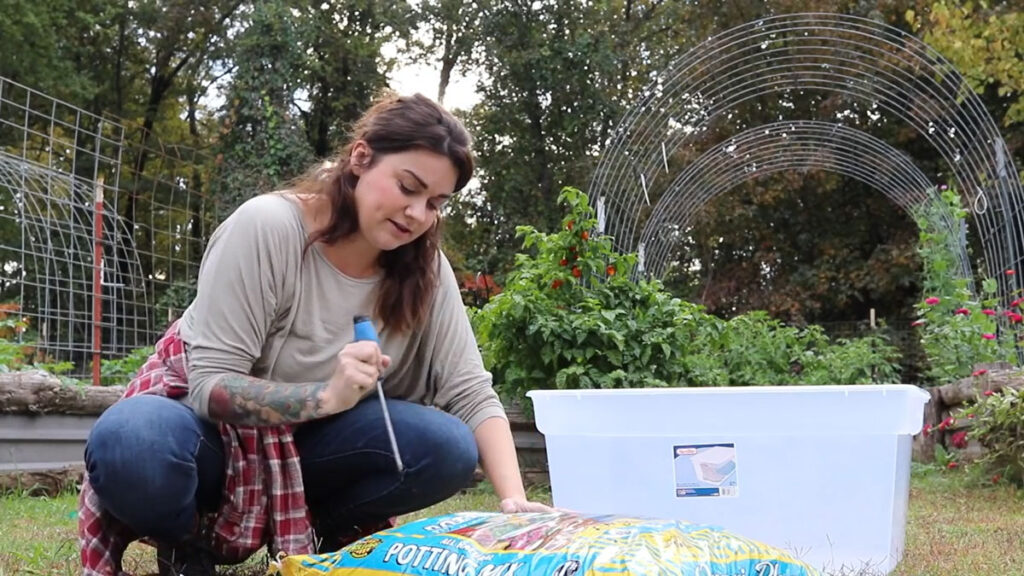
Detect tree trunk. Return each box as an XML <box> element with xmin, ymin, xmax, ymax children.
<box><xmin>0</xmin><ymin>371</ymin><xmax>124</xmax><ymax>415</ymax></box>
<box><xmin>913</xmin><ymin>386</ymin><xmax>942</xmax><ymax>462</ymax></box>
<box><xmin>438</xmin><ymin>28</ymin><xmax>457</xmax><ymax>105</ymax></box>
<box><xmin>939</xmin><ymin>365</ymin><xmax>1020</xmax><ymax>405</ymax></box>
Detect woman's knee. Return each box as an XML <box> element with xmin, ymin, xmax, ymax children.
<box><xmin>406</xmin><ymin>407</ymin><xmax>479</xmax><ymax>489</ymax></box>
<box><xmin>87</xmin><ymin>395</ymin><xmax>199</xmax><ymax>477</ymax></box>
<box><xmin>85</xmin><ymin>395</ymin><xmax>216</xmax><ymax>538</ymax></box>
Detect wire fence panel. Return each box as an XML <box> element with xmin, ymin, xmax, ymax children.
<box><xmin>0</xmin><ymin>76</ymin><xmax>216</xmax><ymax>383</ymax></box>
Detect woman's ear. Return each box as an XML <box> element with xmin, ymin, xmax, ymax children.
<box><xmin>350</xmin><ymin>141</ymin><xmax>373</xmax><ymax>176</ymax></box>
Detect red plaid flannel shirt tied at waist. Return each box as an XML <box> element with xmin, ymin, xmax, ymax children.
<box><xmin>78</xmin><ymin>320</ymin><xmax>315</xmax><ymax>575</ymax></box>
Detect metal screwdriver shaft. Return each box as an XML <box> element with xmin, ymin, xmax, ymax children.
<box><xmin>353</xmin><ymin>315</ymin><xmax>404</xmax><ymax>473</ymax></box>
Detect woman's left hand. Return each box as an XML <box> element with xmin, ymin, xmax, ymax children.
<box><xmin>500</xmin><ymin>497</ymin><xmax>557</xmax><ymax>514</ymax></box>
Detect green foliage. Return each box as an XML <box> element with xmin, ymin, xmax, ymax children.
<box><xmin>0</xmin><ymin>0</ymin><xmax>106</xmax><ymax>107</ymax></box>
<box><xmin>962</xmin><ymin>386</ymin><xmax>1024</xmax><ymax>488</ymax></box>
<box><xmin>662</xmin><ymin>171</ymin><xmax>924</xmax><ymax>328</ymax></box>
<box><xmin>686</xmin><ymin>312</ymin><xmax>901</xmax><ymax>387</ymax></box>
<box><xmin>0</xmin><ymin>315</ymin><xmax>76</xmax><ymax>379</ymax></box>
<box><xmin>473</xmin><ymin>187</ymin><xmax>902</xmax><ymax>413</ymax></box>
<box><xmin>911</xmin><ymin>186</ymin><xmax>1019</xmax><ymax>384</ymax></box>
<box><xmin>99</xmin><ymin>346</ymin><xmax>154</xmax><ymax>386</ymax></box>
<box><xmin>472</xmin><ymin>187</ymin><xmax>696</xmax><ymax>413</ymax></box>
<box><xmin>156</xmin><ymin>279</ymin><xmax>198</xmax><ymax>317</ymax></box>
<box><xmin>0</xmin><ymin>303</ymin><xmax>150</xmax><ymax>385</ymax></box>
<box><xmin>909</xmin><ymin>1</ymin><xmax>1024</xmax><ymax>126</ymax></box>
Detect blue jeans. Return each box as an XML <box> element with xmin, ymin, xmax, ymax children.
<box><xmin>84</xmin><ymin>394</ymin><xmax>480</xmax><ymax>548</ymax></box>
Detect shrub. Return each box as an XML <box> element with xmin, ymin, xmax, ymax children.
<box><xmin>472</xmin><ymin>187</ymin><xmax>700</xmax><ymax>414</ymax></box>
<box><xmin>100</xmin><ymin>346</ymin><xmax>155</xmax><ymax>386</ymax></box>
<box><xmin>473</xmin><ymin>187</ymin><xmax>902</xmax><ymax>413</ymax></box>
<box><xmin>962</xmin><ymin>386</ymin><xmax>1024</xmax><ymax>487</ymax></box>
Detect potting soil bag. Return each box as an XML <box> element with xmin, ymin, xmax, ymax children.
<box><xmin>268</xmin><ymin>511</ymin><xmax>820</xmax><ymax>575</ymax></box>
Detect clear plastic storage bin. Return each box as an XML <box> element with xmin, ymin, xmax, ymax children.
<box><xmin>527</xmin><ymin>385</ymin><xmax>930</xmax><ymax>574</ymax></box>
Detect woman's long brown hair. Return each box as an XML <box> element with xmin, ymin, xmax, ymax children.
<box><xmin>289</xmin><ymin>93</ymin><xmax>474</xmax><ymax>334</ymax></box>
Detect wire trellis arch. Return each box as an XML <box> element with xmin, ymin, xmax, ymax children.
<box><xmin>637</xmin><ymin>121</ymin><xmax>972</xmax><ymax>282</ymax></box>
<box><xmin>0</xmin><ymin>152</ymin><xmax>152</xmax><ymax>357</ymax></box>
<box><xmin>590</xmin><ymin>12</ymin><xmax>1022</xmax><ymax>301</ymax></box>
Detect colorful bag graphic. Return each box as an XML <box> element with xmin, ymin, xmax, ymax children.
<box><xmin>268</xmin><ymin>511</ymin><xmax>820</xmax><ymax>575</ymax></box>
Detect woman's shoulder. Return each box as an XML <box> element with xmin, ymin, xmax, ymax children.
<box><xmin>216</xmin><ymin>193</ymin><xmax>306</xmax><ymax>243</ymax></box>
<box><xmin>231</xmin><ymin>192</ymin><xmax>303</xmax><ymax>223</ymax></box>
<box><xmin>429</xmin><ymin>250</ymin><xmax>467</xmax><ymax>312</ymax></box>
<box><xmin>434</xmin><ymin>249</ymin><xmax>459</xmax><ymax>288</ymax></box>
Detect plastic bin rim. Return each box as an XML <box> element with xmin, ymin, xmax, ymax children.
<box><xmin>526</xmin><ymin>384</ymin><xmax>930</xmax><ymax>401</ymax></box>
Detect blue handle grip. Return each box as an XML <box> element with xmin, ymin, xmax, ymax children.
<box><xmin>353</xmin><ymin>315</ymin><xmax>379</xmax><ymax>343</ymax></box>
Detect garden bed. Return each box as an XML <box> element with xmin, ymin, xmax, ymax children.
<box><xmin>0</xmin><ymin>371</ymin><xmax>123</xmax><ymax>495</ymax></box>
<box><xmin>0</xmin><ymin>370</ymin><xmax>551</xmax><ymax>492</ymax></box>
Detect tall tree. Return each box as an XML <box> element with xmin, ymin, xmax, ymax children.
<box><xmin>215</xmin><ymin>0</ymin><xmax>314</xmax><ymax>216</ymax></box>
<box><xmin>294</xmin><ymin>0</ymin><xmax>414</xmax><ymax>157</ymax></box>
<box><xmin>449</xmin><ymin>0</ymin><xmax>696</xmax><ymax>278</ymax></box>
<box><xmin>0</xmin><ymin>0</ymin><xmax>107</xmax><ymax>107</ymax></box>
<box><xmin>414</xmin><ymin>0</ymin><xmax>481</xmax><ymax>105</ymax></box>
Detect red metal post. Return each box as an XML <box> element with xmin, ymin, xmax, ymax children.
<box><xmin>92</xmin><ymin>177</ymin><xmax>104</xmax><ymax>386</ymax></box>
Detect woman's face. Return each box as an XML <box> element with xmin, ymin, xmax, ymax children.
<box><xmin>350</xmin><ymin>141</ymin><xmax>458</xmax><ymax>252</ymax></box>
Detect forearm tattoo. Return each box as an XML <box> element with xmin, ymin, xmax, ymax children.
<box><xmin>207</xmin><ymin>374</ymin><xmax>329</xmax><ymax>426</ymax></box>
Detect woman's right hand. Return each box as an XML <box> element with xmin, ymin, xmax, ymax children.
<box><xmin>323</xmin><ymin>341</ymin><xmax>391</xmax><ymax>414</ymax></box>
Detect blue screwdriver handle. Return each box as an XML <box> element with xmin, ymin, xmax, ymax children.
<box><xmin>352</xmin><ymin>315</ymin><xmax>404</xmax><ymax>473</ymax></box>
<box><xmin>353</xmin><ymin>315</ymin><xmax>379</xmax><ymax>343</ymax></box>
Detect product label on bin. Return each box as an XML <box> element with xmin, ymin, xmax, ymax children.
<box><xmin>674</xmin><ymin>443</ymin><xmax>738</xmax><ymax>497</ymax></box>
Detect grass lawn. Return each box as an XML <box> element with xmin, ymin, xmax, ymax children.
<box><xmin>1</xmin><ymin>464</ymin><xmax>1020</xmax><ymax>575</ymax></box>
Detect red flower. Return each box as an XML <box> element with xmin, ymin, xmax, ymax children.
<box><xmin>993</xmin><ymin>474</ymin><xmax>1001</xmax><ymax>483</ymax></box>
<box><xmin>581</xmin><ymin>231</ymin><xmax>589</xmax><ymax>241</ymax></box>
<box><xmin>606</xmin><ymin>265</ymin><xmax>616</xmax><ymax>276</ymax></box>
<box><xmin>951</xmin><ymin>430</ymin><xmax>968</xmax><ymax>449</ymax></box>
<box><xmin>566</xmin><ymin>220</ymin><xmax>574</xmax><ymax>231</ymax></box>
<box><xmin>911</xmin><ymin>320</ymin><xmax>926</xmax><ymax>327</ymax></box>
<box><xmin>551</xmin><ymin>279</ymin><xmax>563</xmax><ymax>289</ymax></box>
<box><xmin>954</xmin><ymin>308</ymin><xmax>970</xmax><ymax>316</ymax></box>
<box><xmin>983</xmin><ymin>390</ymin><xmax>995</xmax><ymax>396</ymax></box>
<box><xmin>1007</xmin><ymin>269</ymin><xmax>1015</xmax><ymax>275</ymax></box>
<box><xmin>922</xmin><ymin>424</ymin><xmax>932</xmax><ymax>435</ymax></box>
<box><xmin>559</xmin><ymin>258</ymin><xmax>568</xmax><ymax>266</ymax></box>
<box><xmin>571</xmin><ymin>266</ymin><xmax>581</xmax><ymax>278</ymax></box>
<box><xmin>972</xmin><ymin>369</ymin><xmax>988</xmax><ymax>377</ymax></box>
<box><xmin>938</xmin><ymin>417</ymin><xmax>955</xmax><ymax>430</ymax></box>
<box><xmin>982</xmin><ymin>333</ymin><xmax>996</xmax><ymax>340</ymax></box>
<box><xmin>925</xmin><ymin>297</ymin><xmax>940</xmax><ymax>305</ymax></box>
<box><xmin>1012</xmin><ymin>298</ymin><xmax>1023</xmax><ymax>308</ymax></box>
<box><xmin>947</xmin><ymin>461</ymin><xmax>958</xmax><ymax>469</ymax></box>
<box><xmin>1010</xmin><ymin>313</ymin><xmax>1023</xmax><ymax>324</ymax></box>
<box><xmin>968</xmin><ymin>413</ymin><xmax>975</xmax><ymax>419</ymax></box>
<box><xmin>982</xmin><ymin>309</ymin><xmax>996</xmax><ymax>316</ymax></box>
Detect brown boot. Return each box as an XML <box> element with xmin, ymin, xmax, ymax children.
<box><xmin>155</xmin><ymin>538</ymin><xmax>218</xmax><ymax>576</ymax></box>
<box><xmin>315</xmin><ymin>516</ymin><xmax>397</xmax><ymax>553</ymax></box>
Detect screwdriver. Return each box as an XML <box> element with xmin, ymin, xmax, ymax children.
<box><xmin>353</xmin><ymin>315</ymin><xmax>405</xmax><ymax>473</ymax></box>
